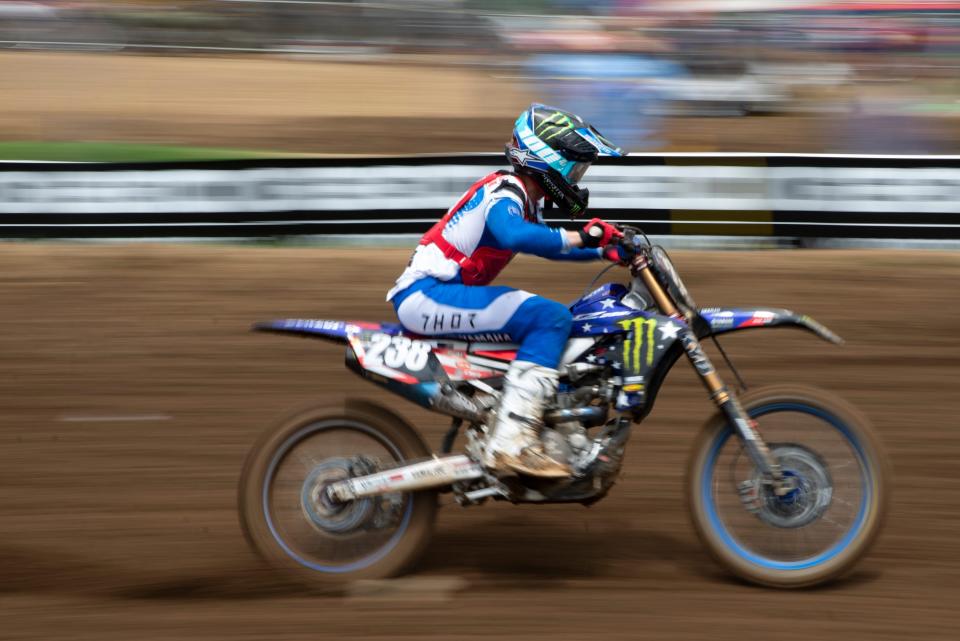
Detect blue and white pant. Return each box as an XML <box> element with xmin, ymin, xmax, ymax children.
<box><xmin>391</xmin><ymin>277</ymin><xmax>572</xmax><ymax>369</ymax></box>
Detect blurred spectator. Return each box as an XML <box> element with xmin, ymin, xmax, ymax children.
<box><xmin>3</xmin><ymin>0</ymin><xmax>960</xmax><ymax>153</ymax></box>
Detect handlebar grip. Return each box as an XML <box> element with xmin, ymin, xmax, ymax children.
<box><xmin>614</xmin><ymin>227</ymin><xmax>637</xmax><ymax>252</ymax></box>
<box><xmin>609</xmin><ymin>227</ymin><xmax>625</xmax><ymax>246</ymax></box>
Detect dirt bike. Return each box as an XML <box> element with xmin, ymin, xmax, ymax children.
<box><xmin>239</xmin><ymin>226</ymin><xmax>889</xmax><ymax>588</ymax></box>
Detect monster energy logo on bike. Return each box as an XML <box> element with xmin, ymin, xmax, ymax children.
<box><xmin>619</xmin><ymin>318</ymin><xmax>657</xmax><ymax>371</ymax></box>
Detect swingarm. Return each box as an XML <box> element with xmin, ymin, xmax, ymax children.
<box><xmin>325</xmin><ymin>454</ymin><xmax>484</xmax><ymax>503</ymax></box>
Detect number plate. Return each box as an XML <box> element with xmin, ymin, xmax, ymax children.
<box><xmin>351</xmin><ymin>332</ymin><xmax>444</xmax><ymax>383</ymax></box>
<box><xmin>365</xmin><ymin>334</ymin><xmax>430</xmax><ymax>371</ymax></box>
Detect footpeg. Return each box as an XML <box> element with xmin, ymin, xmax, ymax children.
<box><xmin>459</xmin><ymin>486</ymin><xmax>507</xmax><ymax>504</ymax></box>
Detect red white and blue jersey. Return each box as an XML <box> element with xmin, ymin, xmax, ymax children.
<box><xmin>387</xmin><ymin>171</ymin><xmax>600</xmax><ymax>301</ymax></box>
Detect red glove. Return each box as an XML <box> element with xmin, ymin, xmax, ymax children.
<box><xmin>579</xmin><ymin>218</ymin><xmax>622</xmax><ymax>248</ymax></box>
<box><xmin>602</xmin><ymin>245</ymin><xmax>630</xmax><ymax>266</ymax></box>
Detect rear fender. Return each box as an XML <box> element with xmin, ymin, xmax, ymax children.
<box><xmin>254</xmin><ymin>319</ymin><xmax>442</xmax><ymax>407</ymax></box>
<box><xmin>254</xmin><ymin>319</ymin><xmax>449</xmax><ymax>409</ymax></box>
<box><xmin>697</xmin><ymin>308</ymin><xmax>844</xmax><ymax>345</ymax></box>
<box><xmin>254</xmin><ymin>319</ymin><xmax>501</xmax><ymax>418</ymax></box>
<box><xmin>252</xmin><ymin>319</ymin><xmax>402</xmax><ymax>344</ymax></box>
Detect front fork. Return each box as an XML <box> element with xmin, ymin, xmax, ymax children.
<box><xmin>635</xmin><ymin>260</ymin><xmax>792</xmax><ymax>495</ymax></box>
<box><xmin>680</xmin><ymin>330</ymin><xmax>792</xmax><ymax>494</ymax></box>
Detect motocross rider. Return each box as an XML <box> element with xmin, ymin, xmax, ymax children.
<box><xmin>387</xmin><ymin>103</ymin><xmax>625</xmax><ymax>478</ymax></box>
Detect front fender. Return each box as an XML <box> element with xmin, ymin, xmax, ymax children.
<box><xmin>696</xmin><ymin>308</ymin><xmax>844</xmax><ymax>345</ymax></box>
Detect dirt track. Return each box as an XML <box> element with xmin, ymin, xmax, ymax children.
<box><xmin>0</xmin><ymin>244</ymin><xmax>958</xmax><ymax>640</ymax></box>
<box><xmin>5</xmin><ymin>51</ymin><xmax>960</xmax><ymax>153</ymax></box>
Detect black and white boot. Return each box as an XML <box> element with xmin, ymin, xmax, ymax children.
<box><xmin>482</xmin><ymin>360</ymin><xmax>571</xmax><ymax>478</ymax></box>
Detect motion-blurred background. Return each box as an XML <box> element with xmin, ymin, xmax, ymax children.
<box><xmin>3</xmin><ymin>0</ymin><xmax>960</xmax><ymax>158</ymax></box>
<box><xmin>2</xmin><ymin>3</ymin><xmax>960</xmax><ymax>641</ymax></box>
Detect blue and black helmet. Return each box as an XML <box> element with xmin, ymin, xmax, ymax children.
<box><xmin>506</xmin><ymin>103</ymin><xmax>624</xmax><ymax>218</ymax></box>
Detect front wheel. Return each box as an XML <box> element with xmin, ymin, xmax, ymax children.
<box><xmin>688</xmin><ymin>385</ymin><xmax>889</xmax><ymax>588</ymax></box>
<box><xmin>238</xmin><ymin>400</ymin><xmax>437</xmax><ymax>586</ymax></box>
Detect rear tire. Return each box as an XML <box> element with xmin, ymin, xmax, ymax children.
<box><xmin>688</xmin><ymin>385</ymin><xmax>889</xmax><ymax>588</ymax></box>
<box><xmin>239</xmin><ymin>400</ymin><xmax>437</xmax><ymax>587</ymax></box>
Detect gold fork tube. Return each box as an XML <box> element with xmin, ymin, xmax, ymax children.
<box><xmin>630</xmin><ymin>254</ymin><xmax>785</xmax><ymax>487</ymax></box>
<box><xmin>633</xmin><ymin>258</ymin><xmax>728</xmax><ymax>395</ymax></box>
<box><xmin>637</xmin><ymin>264</ymin><xmax>679</xmax><ymax>317</ymax></box>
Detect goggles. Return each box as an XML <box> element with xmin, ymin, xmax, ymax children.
<box><xmin>562</xmin><ymin>160</ymin><xmax>591</xmax><ymax>186</ymax></box>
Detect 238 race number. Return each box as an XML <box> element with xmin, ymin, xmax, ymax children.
<box><xmin>365</xmin><ymin>334</ymin><xmax>431</xmax><ymax>372</ymax></box>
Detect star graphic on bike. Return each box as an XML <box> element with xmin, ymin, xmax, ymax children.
<box><xmin>600</xmin><ymin>298</ymin><xmax>616</xmax><ymax>309</ymax></box>
<box><xmin>658</xmin><ymin>321</ymin><xmax>681</xmax><ymax>341</ymax></box>
<box><xmin>581</xmin><ymin>323</ymin><xmax>593</xmax><ymax>333</ymax></box>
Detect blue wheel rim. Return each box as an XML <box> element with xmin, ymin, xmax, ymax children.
<box><xmin>262</xmin><ymin>421</ymin><xmax>413</xmax><ymax>574</ymax></box>
<box><xmin>701</xmin><ymin>402</ymin><xmax>873</xmax><ymax>571</ymax></box>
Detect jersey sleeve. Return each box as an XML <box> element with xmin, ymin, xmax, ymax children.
<box><xmin>549</xmin><ymin>245</ymin><xmax>604</xmax><ymax>261</ymax></box>
<box><xmin>485</xmin><ymin>197</ymin><xmax>600</xmax><ymax>262</ymax></box>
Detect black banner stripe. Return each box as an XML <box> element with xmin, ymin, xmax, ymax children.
<box><xmin>2</xmin><ymin>155</ymin><xmax>960</xmax><ymax>239</ymax></box>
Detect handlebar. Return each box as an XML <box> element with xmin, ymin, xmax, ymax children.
<box><xmin>583</xmin><ymin>222</ymin><xmax>650</xmax><ymax>267</ymax></box>
<box><xmin>609</xmin><ymin>224</ymin><xmax>649</xmax><ymax>257</ymax></box>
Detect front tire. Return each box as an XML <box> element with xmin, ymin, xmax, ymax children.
<box><xmin>239</xmin><ymin>400</ymin><xmax>437</xmax><ymax>586</ymax></box>
<box><xmin>688</xmin><ymin>385</ymin><xmax>889</xmax><ymax>588</ymax></box>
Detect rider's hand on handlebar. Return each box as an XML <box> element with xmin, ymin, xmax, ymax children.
<box><xmin>578</xmin><ymin>218</ymin><xmax>623</xmax><ymax>249</ymax></box>
<box><xmin>602</xmin><ymin>245</ymin><xmax>631</xmax><ymax>266</ymax></box>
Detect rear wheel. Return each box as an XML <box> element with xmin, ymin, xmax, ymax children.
<box><xmin>688</xmin><ymin>385</ymin><xmax>889</xmax><ymax>588</ymax></box>
<box><xmin>239</xmin><ymin>400</ymin><xmax>437</xmax><ymax>586</ymax></box>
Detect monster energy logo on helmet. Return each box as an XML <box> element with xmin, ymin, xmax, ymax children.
<box><xmin>536</xmin><ymin>111</ymin><xmax>577</xmax><ymax>141</ymax></box>
<box><xmin>506</xmin><ymin>103</ymin><xmax>625</xmax><ymax>219</ymax></box>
